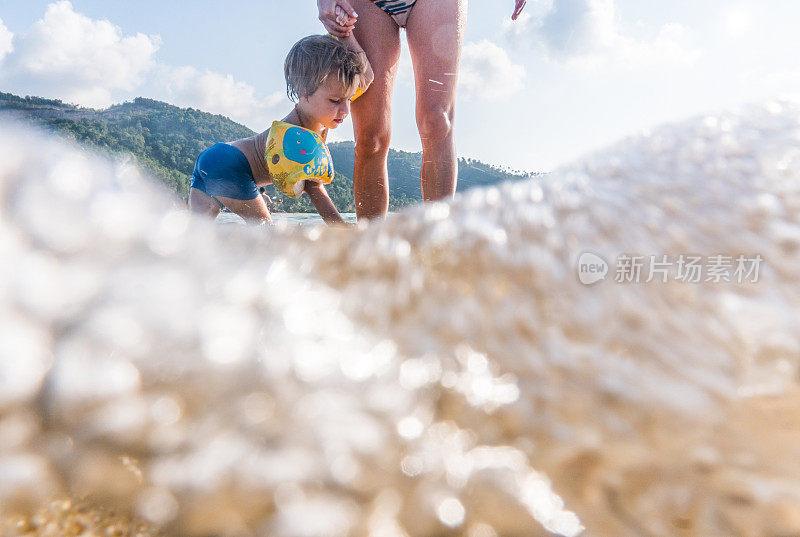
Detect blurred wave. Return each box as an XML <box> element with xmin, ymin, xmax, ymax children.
<box><xmin>1</xmin><ymin>101</ymin><xmax>799</xmax><ymax>537</ymax></box>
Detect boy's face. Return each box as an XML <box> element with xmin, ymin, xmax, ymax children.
<box><xmin>300</xmin><ymin>76</ymin><xmax>356</xmax><ymax>130</ymax></box>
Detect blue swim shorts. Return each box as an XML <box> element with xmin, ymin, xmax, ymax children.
<box><xmin>190</xmin><ymin>143</ymin><xmax>259</xmax><ymax>200</ymax></box>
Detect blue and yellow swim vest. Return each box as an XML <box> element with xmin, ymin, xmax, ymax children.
<box><xmin>266</xmin><ymin>121</ymin><xmax>334</xmax><ymax>199</ymax></box>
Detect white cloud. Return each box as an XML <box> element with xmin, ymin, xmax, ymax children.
<box><xmin>459</xmin><ymin>40</ymin><xmax>525</xmax><ymax>100</ymax></box>
<box><xmin>0</xmin><ymin>19</ymin><xmax>13</xmax><ymax>63</ymax></box>
<box><xmin>722</xmin><ymin>6</ymin><xmax>751</xmax><ymax>38</ymax></box>
<box><xmin>648</xmin><ymin>23</ymin><xmax>700</xmax><ymax>65</ymax></box>
<box><xmin>0</xmin><ymin>1</ymin><xmax>286</xmax><ymax>128</ymax></box>
<box><xmin>505</xmin><ymin>0</ymin><xmax>699</xmax><ymax>69</ymax></box>
<box><xmin>5</xmin><ymin>1</ymin><xmax>160</xmax><ymax>107</ymax></box>
<box><xmin>739</xmin><ymin>68</ymin><xmax>800</xmax><ymax>101</ymax></box>
<box><xmin>395</xmin><ymin>36</ymin><xmax>525</xmax><ymax>101</ymax></box>
<box><xmin>159</xmin><ymin>66</ymin><xmax>285</xmax><ymax>129</ymax></box>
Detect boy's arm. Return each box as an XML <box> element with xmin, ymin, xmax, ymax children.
<box><xmin>304</xmin><ymin>181</ymin><xmax>347</xmax><ymax>226</ymax></box>
<box><xmin>339</xmin><ymin>32</ymin><xmax>363</xmax><ymax>53</ymax></box>
<box><xmin>338</xmin><ymin>34</ymin><xmax>374</xmax><ymax>90</ymax></box>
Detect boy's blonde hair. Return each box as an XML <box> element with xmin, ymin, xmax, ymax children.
<box><xmin>285</xmin><ymin>35</ymin><xmax>367</xmax><ymax>102</ymax></box>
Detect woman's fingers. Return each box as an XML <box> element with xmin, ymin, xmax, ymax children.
<box><xmin>336</xmin><ymin>0</ymin><xmax>358</xmax><ymax>19</ymax></box>
<box><xmin>335</xmin><ymin>5</ymin><xmax>348</xmax><ymax>25</ymax></box>
<box><xmin>334</xmin><ymin>4</ymin><xmax>357</xmax><ymax>31</ymax></box>
<box><xmin>320</xmin><ymin>16</ymin><xmax>355</xmax><ymax>36</ymax></box>
<box><xmin>327</xmin><ymin>23</ymin><xmax>354</xmax><ymax>37</ymax></box>
<box><xmin>512</xmin><ymin>0</ymin><xmax>527</xmax><ymax>20</ymax></box>
<box><xmin>318</xmin><ymin>0</ymin><xmax>355</xmax><ymax>35</ymax></box>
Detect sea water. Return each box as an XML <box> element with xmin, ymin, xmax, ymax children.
<box><xmin>217</xmin><ymin>213</ymin><xmax>358</xmax><ymax>226</ymax></box>
<box><xmin>0</xmin><ymin>101</ymin><xmax>799</xmax><ymax>537</ymax></box>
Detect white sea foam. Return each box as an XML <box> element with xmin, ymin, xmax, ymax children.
<box><xmin>1</xmin><ymin>101</ymin><xmax>799</xmax><ymax>536</ymax></box>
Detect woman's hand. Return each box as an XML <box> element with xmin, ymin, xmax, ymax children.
<box><xmin>317</xmin><ymin>0</ymin><xmax>358</xmax><ymax>37</ymax></box>
<box><xmin>512</xmin><ymin>0</ymin><xmax>527</xmax><ymax>20</ymax></box>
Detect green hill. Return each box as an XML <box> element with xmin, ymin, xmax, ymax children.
<box><xmin>0</xmin><ymin>92</ymin><xmax>534</xmax><ymax>212</ymax></box>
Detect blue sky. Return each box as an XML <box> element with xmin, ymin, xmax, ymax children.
<box><xmin>1</xmin><ymin>0</ymin><xmax>800</xmax><ymax>171</ymax></box>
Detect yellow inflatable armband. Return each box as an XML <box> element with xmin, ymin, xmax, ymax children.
<box><xmin>266</xmin><ymin>121</ymin><xmax>334</xmax><ymax>199</ymax></box>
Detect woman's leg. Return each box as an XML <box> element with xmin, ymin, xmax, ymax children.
<box><xmin>405</xmin><ymin>0</ymin><xmax>467</xmax><ymax>201</ymax></box>
<box><xmin>215</xmin><ymin>195</ymin><xmax>273</xmax><ymax>225</ymax></box>
<box><xmin>189</xmin><ymin>187</ymin><xmax>222</xmax><ymax>219</ymax></box>
<box><xmin>350</xmin><ymin>0</ymin><xmax>402</xmax><ymax>220</ymax></box>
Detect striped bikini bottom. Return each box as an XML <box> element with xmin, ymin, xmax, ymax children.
<box><xmin>372</xmin><ymin>0</ymin><xmax>418</xmax><ymax>28</ymax></box>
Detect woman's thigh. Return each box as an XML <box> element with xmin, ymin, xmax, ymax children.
<box><xmin>350</xmin><ymin>0</ymin><xmax>402</xmax><ymax>135</ymax></box>
<box><xmin>405</xmin><ymin>0</ymin><xmax>466</xmax><ymax>113</ymax></box>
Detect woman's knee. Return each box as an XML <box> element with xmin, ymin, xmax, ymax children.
<box><xmin>417</xmin><ymin>104</ymin><xmax>455</xmax><ymax>142</ymax></box>
<box><xmin>355</xmin><ymin>123</ymin><xmax>392</xmax><ymax>158</ymax></box>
